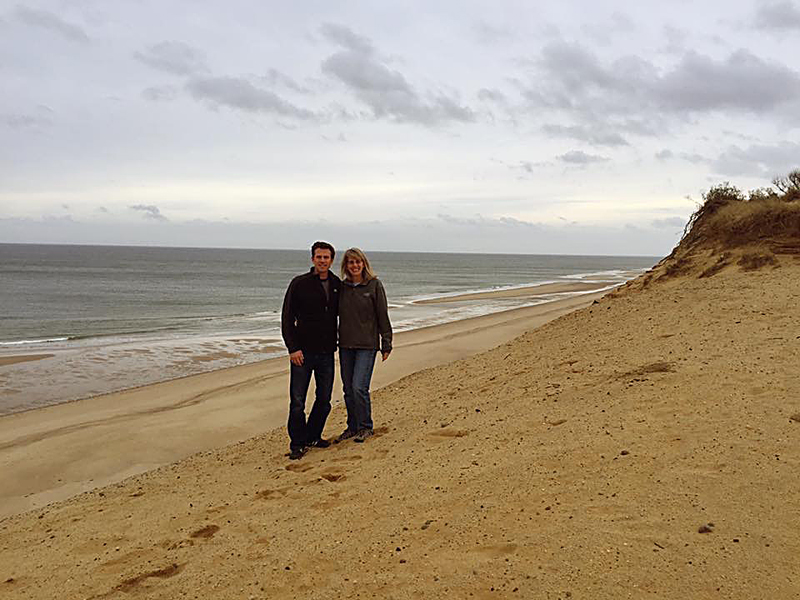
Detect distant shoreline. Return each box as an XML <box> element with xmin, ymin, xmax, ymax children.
<box><xmin>414</xmin><ymin>279</ymin><xmax>619</xmax><ymax>304</ymax></box>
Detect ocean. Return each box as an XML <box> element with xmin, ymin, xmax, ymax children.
<box><xmin>0</xmin><ymin>244</ymin><xmax>658</xmax><ymax>415</ymax></box>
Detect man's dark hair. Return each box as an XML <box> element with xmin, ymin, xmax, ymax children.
<box><xmin>311</xmin><ymin>241</ymin><xmax>335</xmax><ymax>259</ymax></box>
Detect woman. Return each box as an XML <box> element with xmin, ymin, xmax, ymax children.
<box><xmin>337</xmin><ymin>247</ymin><xmax>392</xmax><ymax>443</ymax></box>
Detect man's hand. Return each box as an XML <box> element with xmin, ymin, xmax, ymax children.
<box><xmin>289</xmin><ymin>350</ymin><xmax>304</xmax><ymax>366</ymax></box>
<box><xmin>381</xmin><ymin>351</ymin><xmax>391</xmax><ymax>362</ymax></box>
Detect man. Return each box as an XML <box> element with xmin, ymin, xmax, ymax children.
<box><xmin>281</xmin><ymin>241</ymin><xmax>341</xmax><ymax>460</ymax></box>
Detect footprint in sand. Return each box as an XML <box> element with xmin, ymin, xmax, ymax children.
<box><xmin>429</xmin><ymin>428</ymin><xmax>470</xmax><ymax>441</ymax></box>
<box><xmin>285</xmin><ymin>463</ymin><xmax>314</xmax><ymax>473</ymax></box>
<box><xmin>115</xmin><ymin>563</ymin><xmax>184</xmax><ymax>593</ymax></box>
<box><xmin>255</xmin><ymin>487</ymin><xmax>291</xmax><ymax>500</ymax></box>
<box><xmin>312</xmin><ymin>493</ymin><xmax>346</xmax><ymax>510</ymax></box>
<box><xmin>189</xmin><ymin>524</ymin><xmax>220</xmax><ymax>539</ymax></box>
<box><xmin>471</xmin><ymin>543</ymin><xmax>518</xmax><ymax>558</ymax></box>
<box><xmin>331</xmin><ymin>455</ymin><xmax>362</xmax><ymax>463</ymax></box>
<box><xmin>319</xmin><ymin>470</ymin><xmax>346</xmax><ymax>483</ymax></box>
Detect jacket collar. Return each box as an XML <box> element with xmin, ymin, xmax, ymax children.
<box><xmin>308</xmin><ymin>267</ymin><xmax>338</xmax><ymax>282</ymax></box>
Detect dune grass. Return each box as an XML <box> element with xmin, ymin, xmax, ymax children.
<box><xmin>680</xmin><ymin>170</ymin><xmax>800</xmax><ymax>254</ymax></box>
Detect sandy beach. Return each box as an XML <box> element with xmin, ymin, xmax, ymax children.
<box><xmin>0</xmin><ymin>282</ymin><xmax>608</xmax><ymax>520</ymax></box>
<box><xmin>1</xmin><ymin>255</ymin><xmax>798</xmax><ymax>599</ymax></box>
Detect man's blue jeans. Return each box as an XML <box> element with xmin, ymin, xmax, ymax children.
<box><xmin>339</xmin><ymin>348</ymin><xmax>377</xmax><ymax>432</ymax></box>
<box><xmin>288</xmin><ymin>352</ymin><xmax>334</xmax><ymax>450</ymax></box>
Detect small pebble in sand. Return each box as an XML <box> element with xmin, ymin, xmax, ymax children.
<box><xmin>698</xmin><ymin>524</ymin><xmax>714</xmax><ymax>534</ymax></box>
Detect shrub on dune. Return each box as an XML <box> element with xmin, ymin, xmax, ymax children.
<box><xmin>632</xmin><ymin>168</ymin><xmax>800</xmax><ymax>286</ymax></box>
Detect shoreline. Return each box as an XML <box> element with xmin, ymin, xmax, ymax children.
<box><xmin>413</xmin><ymin>279</ymin><xmax>618</xmax><ymax>304</ymax></box>
<box><xmin>0</xmin><ymin>279</ymin><xmax>619</xmax><ymax>417</ymax></box>
<box><xmin>0</xmin><ymin>287</ymin><xmax>610</xmax><ymax>520</ymax></box>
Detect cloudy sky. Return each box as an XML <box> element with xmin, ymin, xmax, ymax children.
<box><xmin>2</xmin><ymin>0</ymin><xmax>799</xmax><ymax>256</ymax></box>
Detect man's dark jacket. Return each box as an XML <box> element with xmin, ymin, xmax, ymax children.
<box><xmin>281</xmin><ymin>268</ymin><xmax>341</xmax><ymax>354</ymax></box>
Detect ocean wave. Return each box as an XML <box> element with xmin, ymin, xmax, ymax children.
<box><xmin>407</xmin><ymin>280</ymin><xmax>558</xmax><ymax>303</ymax></box>
<box><xmin>0</xmin><ymin>336</ymin><xmax>71</xmax><ymax>346</ymax></box>
<box><xmin>562</xmin><ymin>268</ymin><xmax>646</xmax><ymax>280</ymax></box>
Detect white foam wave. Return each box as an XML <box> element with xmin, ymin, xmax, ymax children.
<box><xmin>0</xmin><ymin>337</ymin><xmax>70</xmax><ymax>346</ymax></box>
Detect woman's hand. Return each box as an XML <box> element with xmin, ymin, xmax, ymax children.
<box><xmin>381</xmin><ymin>351</ymin><xmax>391</xmax><ymax>361</ymax></box>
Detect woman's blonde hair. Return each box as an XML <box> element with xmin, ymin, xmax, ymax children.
<box><xmin>340</xmin><ymin>247</ymin><xmax>377</xmax><ymax>281</ymax></box>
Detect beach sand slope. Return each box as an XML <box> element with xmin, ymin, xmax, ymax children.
<box><xmin>0</xmin><ymin>288</ymin><xmax>603</xmax><ymax>519</ymax></box>
<box><xmin>1</xmin><ymin>258</ymin><xmax>799</xmax><ymax>598</ymax></box>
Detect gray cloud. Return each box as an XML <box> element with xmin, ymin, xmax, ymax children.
<box><xmin>477</xmin><ymin>88</ymin><xmax>508</xmax><ymax>105</ymax></box>
<box><xmin>262</xmin><ymin>68</ymin><xmax>313</xmax><ymax>94</ymax></box>
<box><xmin>655</xmin><ymin>50</ymin><xmax>800</xmax><ymax>112</ymax></box>
<box><xmin>519</xmin><ymin>41</ymin><xmax>655</xmax><ymax>120</ymax></box>
<box><xmin>651</xmin><ymin>216</ymin><xmax>686</xmax><ymax>228</ymax></box>
<box><xmin>134</xmin><ymin>41</ymin><xmax>209</xmax><ymax>76</ymax></box>
<box><xmin>711</xmin><ymin>141</ymin><xmax>800</xmax><ymax>178</ymax></box>
<box><xmin>542</xmin><ymin>123</ymin><xmax>629</xmax><ymax>147</ymax></box>
<box><xmin>129</xmin><ymin>204</ymin><xmax>168</xmax><ymax>221</ymax></box>
<box><xmin>655</xmin><ymin>149</ymin><xmax>674</xmax><ymax>160</ymax></box>
<box><xmin>493</xmin><ymin>158</ymin><xmax>549</xmax><ymax>174</ymax></box>
<box><xmin>142</xmin><ymin>85</ymin><xmax>179</xmax><ymax>102</ymax></box>
<box><xmin>497</xmin><ymin>216</ymin><xmax>540</xmax><ymax>228</ymax></box>
<box><xmin>320</xmin><ymin>24</ymin><xmax>475</xmax><ymax>126</ymax></box>
<box><xmin>186</xmin><ymin>76</ymin><xmax>316</xmax><ymax>120</ymax></box>
<box><xmin>319</xmin><ymin>23</ymin><xmax>375</xmax><ymax>54</ymax></box>
<box><xmin>655</xmin><ymin>149</ymin><xmax>709</xmax><ymax>165</ymax></box>
<box><xmin>520</xmin><ymin>42</ymin><xmax>800</xmax><ymax>128</ymax></box>
<box><xmin>754</xmin><ymin>1</ymin><xmax>800</xmax><ymax>31</ymax></box>
<box><xmin>662</xmin><ymin>25</ymin><xmax>688</xmax><ymax>54</ymax></box>
<box><xmin>3</xmin><ymin>113</ymin><xmax>51</xmax><ymax>129</ymax></box>
<box><xmin>678</xmin><ymin>152</ymin><xmax>709</xmax><ymax>165</ymax></box>
<box><xmin>436</xmin><ymin>213</ymin><xmax>542</xmax><ymax>228</ymax></box>
<box><xmin>13</xmin><ymin>6</ymin><xmax>89</xmax><ymax>43</ymax></box>
<box><xmin>557</xmin><ymin>150</ymin><xmax>610</xmax><ymax>165</ymax></box>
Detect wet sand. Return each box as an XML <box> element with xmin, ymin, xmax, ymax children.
<box><xmin>0</xmin><ymin>354</ymin><xmax>54</xmax><ymax>367</ymax></box>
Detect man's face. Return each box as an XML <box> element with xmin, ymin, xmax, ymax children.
<box><xmin>312</xmin><ymin>249</ymin><xmax>332</xmax><ymax>275</ymax></box>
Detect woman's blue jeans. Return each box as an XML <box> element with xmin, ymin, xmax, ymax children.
<box><xmin>339</xmin><ymin>348</ymin><xmax>377</xmax><ymax>432</ymax></box>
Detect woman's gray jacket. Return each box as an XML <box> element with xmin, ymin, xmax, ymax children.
<box><xmin>338</xmin><ymin>278</ymin><xmax>392</xmax><ymax>353</ymax></box>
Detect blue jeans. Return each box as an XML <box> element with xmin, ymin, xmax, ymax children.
<box><xmin>288</xmin><ymin>353</ymin><xmax>334</xmax><ymax>450</ymax></box>
<box><xmin>339</xmin><ymin>348</ymin><xmax>377</xmax><ymax>432</ymax></box>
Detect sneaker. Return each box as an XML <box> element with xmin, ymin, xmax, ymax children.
<box><xmin>307</xmin><ymin>438</ymin><xmax>331</xmax><ymax>449</ymax></box>
<box><xmin>354</xmin><ymin>429</ymin><xmax>374</xmax><ymax>443</ymax></box>
<box><xmin>336</xmin><ymin>429</ymin><xmax>357</xmax><ymax>443</ymax></box>
<box><xmin>288</xmin><ymin>447</ymin><xmax>307</xmax><ymax>460</ymax></box>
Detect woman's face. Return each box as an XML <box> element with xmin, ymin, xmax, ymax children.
<box><xmin>346</xmin><ymin>256</ymin><xmax>364</xmax><ymax>279</ymax></box>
